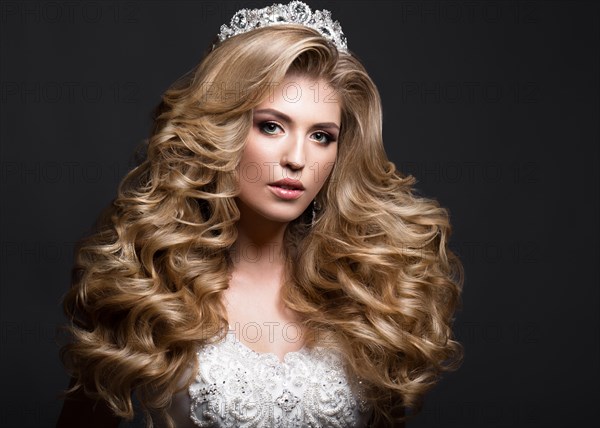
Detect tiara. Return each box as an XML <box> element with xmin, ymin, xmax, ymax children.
<box><xmin>214</xmin><ymin>1</ymin><xmax>348</xmax><ymax>52</ymax></box>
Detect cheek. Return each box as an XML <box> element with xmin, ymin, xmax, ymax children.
<box><xmin>314</xmin><ymin>151</ymin><xmax>337</xmax><ymax>187</ymax></box>
<box><xmin>239</xmin><ymin>141</ymin><xmax>258</xmax><ymax>166</ymax></box>
<box><xmin>237</xmin><ymin>147</ymin><xmax>259</xmax><ymax>188</ymax></box>
<box><xmin>238</xmin><ymin>143</ymin><xmax>264</xmax><ymax>180</ymax></box>
<box><xmin>240</xmin><ymin>135</ymin><xmax>277</xmax><ymax>170</ymax></box>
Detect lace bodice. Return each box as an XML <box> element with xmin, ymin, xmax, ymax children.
<box><xmin>166</xmin><ymin>329</ymin><xmax>373</xmax><ymax>427</ymax></box>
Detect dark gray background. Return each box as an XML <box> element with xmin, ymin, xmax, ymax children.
<box><xmin>1</xmin><ymin>1</ymin><xmax>598</xmax><ymax>427</ymax></box>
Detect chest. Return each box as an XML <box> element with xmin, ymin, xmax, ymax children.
<box><xmin>180</xmin><ymin>331</ymin><xmax>372</xmax><ymax>427</ymax></box>
<box><xmin>222</xmin><ymin>282</ymin><xmax>305</xmax><ymax>361</ymax></box>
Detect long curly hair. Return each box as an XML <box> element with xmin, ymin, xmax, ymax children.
<box><xmin>60</xmin><ymin>24</ymin><xmax>464</xmax><ymax>427</ymax></box>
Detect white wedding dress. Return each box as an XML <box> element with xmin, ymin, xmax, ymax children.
<box><xmin>165</xmin><ymin>329</ymin><xmax>373</xmax><ymax>427</ymax></box>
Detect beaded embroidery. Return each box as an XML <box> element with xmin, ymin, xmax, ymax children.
<box><xmin>188</xmin><ymin>330</ymin><xmax>371</xmax><ymax>427</ymax></box>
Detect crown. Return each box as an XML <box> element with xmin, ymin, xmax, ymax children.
<box><xmin>214</xmin><ymin>1</ymin><xmax>348</xmax><ymax>52</ymax></box>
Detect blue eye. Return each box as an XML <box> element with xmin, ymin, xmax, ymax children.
<box><xmin>313</xmin><ymin>131</ymin><xmax>334</xmax><ymax>145</ymax></box>
<box><xmin>258</xmin><ymin>121</ymin><xmax>336</xmax><ymax>145</ymax></box>
<box><xmin>260</xmin><ymin>122</ymin><xmax>282</xmax><ymax>135</ymax></box>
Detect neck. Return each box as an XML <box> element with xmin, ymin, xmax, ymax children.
<box><xmin>230</xmin><ymin>200</ymin><xmax>289</xmax><ymax>277</ymax></box>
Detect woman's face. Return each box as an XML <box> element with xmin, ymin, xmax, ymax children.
<box><xmin>236</xmin><ymin>74</ymin><xmax>341</xmax><ymax>224</ymax></box>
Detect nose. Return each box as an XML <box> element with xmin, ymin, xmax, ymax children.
<box><xmin>280</xmin><ymin>131</ymin><xmax>305</xmax><ymax>171</ymax></box>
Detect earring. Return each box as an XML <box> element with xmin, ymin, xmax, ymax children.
<box><xmin>311</xmin><ymin>199</ymin><xmax>321</xmax><ymax>226</ymax></box>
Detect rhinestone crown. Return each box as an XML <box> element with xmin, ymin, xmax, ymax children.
<box><xmin>214</xmin><ymin>1</ymin><xmax>347</xmax><ymax>52</ymax></box>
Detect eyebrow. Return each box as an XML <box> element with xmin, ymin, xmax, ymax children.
<box><xmin>254</xmin><ymin>108</ymin><xmax>340</xmax><ymax>132</ymax></box>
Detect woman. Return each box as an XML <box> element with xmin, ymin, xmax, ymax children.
<box><xmin>58</xmin><ymin>2</ymin><xmax>464</xmax><ymax>427</ymax></box>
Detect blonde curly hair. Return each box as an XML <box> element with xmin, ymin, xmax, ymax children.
<box><xmin>60</xmin><ymin>24</ymin><xmax>464</xmax><ymax>427</ymax></box>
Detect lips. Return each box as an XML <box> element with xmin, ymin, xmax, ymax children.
<box><xmin>268</xmin><ymin>178</ymin><xmax>305</xmax><ymax>200</ymax></box>
<box><xmin>268</xmin><ymin>178</ymin><xmax>305</xmax><ymax>190</ymax></box>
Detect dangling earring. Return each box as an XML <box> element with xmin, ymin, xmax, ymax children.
<box><xmin>311</xmin><ymin>199</ymin><xmax>321</xmax><ymax>226</ymax></box>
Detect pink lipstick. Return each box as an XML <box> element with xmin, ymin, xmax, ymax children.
<box><xmin>268</xmin><ymin>178</ymin><xmax>305</xmax><ymax>200</ymax></box>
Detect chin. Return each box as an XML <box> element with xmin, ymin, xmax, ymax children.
<box><xmin>264</xmin><ymin>212</ymin><xmax>304</xmax><ymax>224</ymax></box>
<box><xmin>236</xmin><ymin>197</ymin><xmax>311</xmax><ymax>224</ymax></box>
<box><xmin>258</xmin><ymin>205</ymin><xmax>309</xmax><ymax>223</ymax></box>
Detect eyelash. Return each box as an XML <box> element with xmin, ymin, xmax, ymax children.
<box><xmin>258</xmin><ymin>121</ymin><xmax>336</xmax><ymax>145</ymax></box>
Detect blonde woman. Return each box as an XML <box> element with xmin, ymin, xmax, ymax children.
<box><xmin>58</xmin><ymin>2</ymin><xmax>463</xmax><ymax>427</ymax></box>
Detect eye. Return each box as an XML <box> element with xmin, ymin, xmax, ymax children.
<box><xmin>259</xmin><ymin>121</ymin><xmax>283</xmax><ymax>135</ymax></box>
<box><xmin>312</xmin><ymin>131</ymin><xmax>335</xmax><ymax>145</ymax></box>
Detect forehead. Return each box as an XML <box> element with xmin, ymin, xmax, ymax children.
<box><xmin>254</xmin><ymin>75</ymin><xmax>341</xmax><ymax>124</ymax></box>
